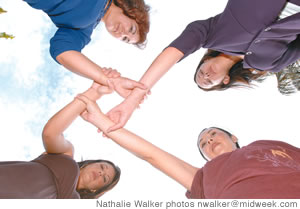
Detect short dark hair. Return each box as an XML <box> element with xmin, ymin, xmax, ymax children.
<box><xmin>77</xmin><ymin>159</ymin><xmax>121</xmax><ymax>199</ymax></box>
<box><xmin>113</xmin><ymin>0</ymin><xmax>150</xmax><ymax>48</ymax></box>
<box><xmin>197</xmin><ymin>127</ymin><xmax>240</xmax><ymax>161</ymax></box>
<box><xmin>194</xmin><ymin>49</ymin><xmax>267</xmax><ymax>91</ymax></box>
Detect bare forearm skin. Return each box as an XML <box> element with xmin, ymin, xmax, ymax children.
<box><xmin>57</xmin><ymin>50</ymin><xmax>109</xmax><ymax>86</ymax></box>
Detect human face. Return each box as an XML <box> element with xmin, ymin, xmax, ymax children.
<box><xmin>77</xmin><ymin>162</ymin><xmax>116</xmax><ymax>191</ymax></box>
<box><xmin>198</xmin><ymin>128</ymin><xmax>237</xmax><ymax>160</ymax></box>
<box><xmin>195</xmin><ymin>57</ymin><xmax>231</xmax><ymax>89</ymax></box>
<box><xmin>103</xmin><ymin>4</ymin><xmax>140</xmax><ymax>44</ymax></box>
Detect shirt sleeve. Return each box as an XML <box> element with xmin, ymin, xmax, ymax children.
<box><xmin>270</xmin><ymin>37</ymin><xmax>300</xmax><ymax>72</ymax></box>
<box><xmin>32</xmin><ymin>154</ymin><xmax>80</xmax><ymax>199</ymax></box>
<box><xmin>168</xmin><ymin>17</ymin><xmax>215</xmax><ymax>61</ymax></box>
<box><xmin>185</xmin><ymin>168</ymin><xmax>205</xmax><ymax>199</ymax></box>
<box><xmin>50</xmin><ymin>26</ymin><xmax>93</xmax><ymax>63</ymax></box>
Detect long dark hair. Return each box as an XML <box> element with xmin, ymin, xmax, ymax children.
<box><xmin>113</xmin><ymin>0</ymin><xmax>150</xmax><ymax>48</ymax></box>
<box><xmin>197</xmin><ymin>127</ymin><xmax>240</xmax><ymax>161</ymax></box>
<box><xmin>194</xmin><ymin>49</ymin><xmax>267</xmax><ymax>91</ymax></box>
<box><xmin>77</xmin><ymin>159</ymin><xmax>121</xmax><ymax>199</ymax></box>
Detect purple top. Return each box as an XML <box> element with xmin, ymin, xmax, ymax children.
<box><xmin>169</xmin><ymin>0</ymin><xmax>300</xmax><ymax>72</ymax></box>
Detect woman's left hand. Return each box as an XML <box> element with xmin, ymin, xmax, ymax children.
<box><xmin>108</xmin><ymin>77</ymin><xmax>148</xmax><ymax>98</ymax></box>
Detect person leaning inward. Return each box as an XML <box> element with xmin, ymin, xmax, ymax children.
<box><xmin>0</xmin><ymin>70</ymin><xmax>121</xmax><ymax>199</ymax></box>
<box><xmin>105</xmin><ymin>0</ymin><xmax>300</xmax><ymax>132</ymax></box>
<box><xmin>196</xmin><ymin>127</ymin><xmax>240</xmax><ymax>161</ymax></box>
<box><xmin>76</xmin><ymin>94</ymin><xmax>300</xmax><ymax>199</ymax></box>
<box><xmin>23</xmin><ymin>0</ymin><xmax>150</xmax><ymax>98</ymax></box>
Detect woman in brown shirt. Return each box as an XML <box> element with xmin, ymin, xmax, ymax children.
<box><xmin>0</xmin><ymin>70</ymin><xmax>121</xmax><ymax>199</ymax></box>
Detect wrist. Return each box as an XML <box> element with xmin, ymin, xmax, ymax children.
<box><xmin>128</xmin><ymin>88</ymin><xmax>148</xmax><ymax>102</ymax></box>
<box><xmin>93</xmin><ymin>67</ymin><xmax>108</xmax><ymax>86</ymax></box>
<box><xmin>82</xmin><ymin>88</ymin><xmax>102</xmax><ymax>101</ymax></box>
<box><xmin>123</xmin><ymin>94</ymin><xmax>143</xmax><ymax>110</ymax></box>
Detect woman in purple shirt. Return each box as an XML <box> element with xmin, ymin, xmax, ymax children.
<box><xmin>23</xmin><ymin>0</ymin><xmax>150</xmax><ymax>98</ymax></box>
<box><xmin>105</xmin><ymin>0</ymin><xmax>300</xmax><ymax>132</ymax></box>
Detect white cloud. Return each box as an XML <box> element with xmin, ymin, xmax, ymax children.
<box><xmin>0</xmin><ymin>0</ymin><xmax>300</xmax><ymax>201</ymax></box>
<box><xmin>0</xmin><ymin>0</ymin><xmax>53</xmax><ymax>86</ymax></box>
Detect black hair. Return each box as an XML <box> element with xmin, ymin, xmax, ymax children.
<box><xmin>197</xmin><ymin>127</ymin><xmax>240</xmax><ymax>161</ymax></box>
<box><xmin>77</xmin><ymin>159</ymin><xmax>121</xmax><ymax>199</ymax></box>
<box><xmin>194</xmin><ymin>50</ymin><xmax>267</xmax><ymax>91</ymax></box>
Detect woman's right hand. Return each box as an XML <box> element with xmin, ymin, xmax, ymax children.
<box><xmin>101</xmin><ymin>67</ymin><xmax>121</xmax><ymax>78</ymax></box>
<box><xmin>76</xmin><ymin>94</ymin><xmax>102</xmax><ymax>125</ymax></box>
<box><xmin>108</xmin><ymin>77</ymin><xmax>148</xmax><ymax>99</ymax></box>
<box><xmin>106</xmin><ymin>97</ymin><xmax>139</xmax><ymax>133</ymax></box>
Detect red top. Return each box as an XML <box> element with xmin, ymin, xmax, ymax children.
<box><xmin>186</xmin><ymin>140</ymin><xmax>300</xmax><ymax>199</ymax></box>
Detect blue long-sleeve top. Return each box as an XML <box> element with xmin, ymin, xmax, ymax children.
<box><xmin>24</xmin><ymin>0</ymin><xmax>110</xmax><ymax>63</ymax></box>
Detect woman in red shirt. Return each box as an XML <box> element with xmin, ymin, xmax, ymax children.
<box><xmin>77</xmin><ymin>95</ymin><xmax>300</xmax><ymax>199</ymax></box>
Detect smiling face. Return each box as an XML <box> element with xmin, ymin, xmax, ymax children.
<box><xmin>77</xmin><ymin>162</ymin><xmax>116</xmax><ymax>192</ymax></box>
<box><xmin>198</xmin><ymin>128</ymin><xmax>238</xmax><ymax>160</ymax></box>
<box><xmin>195</xmin><ymin>57</ymin><xmax>231</xmax><ymax>89</ymax></box>
<box><xmin>102</xmin><ymin>3</ymin><xmax>140</xmax><ymax>44</ymax></box>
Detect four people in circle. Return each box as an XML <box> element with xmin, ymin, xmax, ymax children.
<box><xmin>1</xmin><ymin>0</ymin><xmax>299</xmax><ymax>198</ymax></box>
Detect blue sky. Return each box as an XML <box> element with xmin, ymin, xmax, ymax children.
<box><xmin>1</xmin><ymin>0</ymin><xmax>300</xmax><ymax>202</ymax></box>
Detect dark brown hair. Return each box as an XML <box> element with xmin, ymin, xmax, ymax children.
<box><xmin>197</xmin><ymin>127</ymin><xmax>240</xmax><ymax>161</ymax></box>
<box><xmin>194</xmin><ymin>49</ymin><xmax>267</xmax><ymax>91</ymax></box>
<box><xmin>113</xmin><ymin>0</ymin><xmax>150</xmax><ymax>48</ymax></box>
<box><xmin>77</xmin><ymin>159</ymin><xmax>121</xmax><ymax>199</ymax></box>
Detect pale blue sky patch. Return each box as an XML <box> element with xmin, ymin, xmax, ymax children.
<box><xmin>0</xmin><ymin>0</ymin><xmax>300</xmax><ymax>201</ymax></box>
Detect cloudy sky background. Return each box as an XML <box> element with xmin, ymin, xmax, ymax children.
<box><xmin>0</xmin><ymin>0</ymin><xmax>300</xmax><ymax>201</ymax></box>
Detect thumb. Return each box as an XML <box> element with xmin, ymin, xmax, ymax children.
<box><xmin>107</xmin><ymin>113</ymin><xmax>128</xmax><ymax>132</ymax></box>
<box><xmin>107</xmin><ymin>123</ymin><xmax>123</xmax><ymax>133</ymax></box>
<box><xmin>80</xmin><ymin>110</ymin><xmax>89</xmax><ymax>120</ymax></box>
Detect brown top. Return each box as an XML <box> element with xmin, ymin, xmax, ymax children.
<box><xmin>186</xmin><ymin>140</ymin><xmax>300</xmax><ymax>199</ymax></box>
<box><xmin>0</xmin><ymin>154</ymin><xmax>80</xmax><ymax>199</ymax></box>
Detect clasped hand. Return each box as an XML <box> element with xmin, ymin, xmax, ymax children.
<box><xmin>76</xmin><ymin>94</ymin><xmax>102</xmax><ymax>126</ymax></box>
<box><xmin>101</xmin><ymin>67</ymin><xmax>147</xmax><ymax>98</ymax></box>
<box><xmin>83</xmin><ymin>68</ymin><xmax>150</xmax><ymax>134</ymax></box>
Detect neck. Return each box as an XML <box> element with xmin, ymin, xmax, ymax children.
<box><xmin>219</xmin><ymin>53</ymin><xmax>243</xmax><ymax>63</ymax></box>
<box><xmin>218</xmin><ymin>53</ymin><xmax>242</xmax><ymax>74</ymax></box>
<box><xmin>76</xmin><ymin>170</ymin><xmax>83</xmax><ymax>190</ymax></box>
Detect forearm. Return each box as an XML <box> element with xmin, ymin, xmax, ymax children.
<box><xmin>127</xmin><ymin>47</ymin><xmax>184</xmax><ymax>103</ymax></box>
<box><xmin>92</xmin><ymin>111</ymin><xmax>197</xmax><ymax>190</ymax></box>
<box><xmin>140</xmin><ymin>47</ymin><xmax>184</xmax><ymax>88</ymax></box>
<box><xmin>42</xmin><ymin>99</ymin><xmax>85</xmax><ymax>143</ymax></box>
<box><xmin>57</xmin><ymin>51</ymin><xmax>108</xmax><ymax>85</ymax></box>
<box><xmin>42</xmin><ymin>88</ymin><xmax>102</xmax><ymax>152</ymax></box>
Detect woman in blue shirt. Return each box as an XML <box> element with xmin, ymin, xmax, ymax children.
<box><xmin>24</xmin><ymin>0</ymin><xmax>150</xmax><ymax>98</ymax></box>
